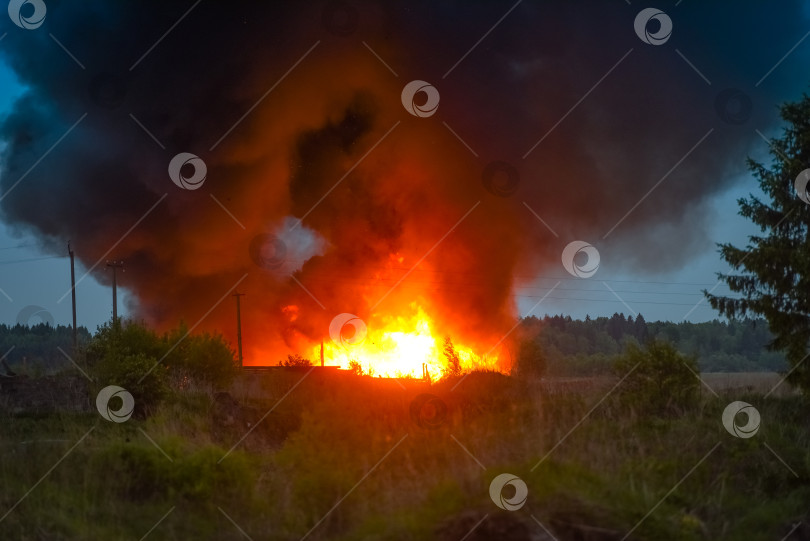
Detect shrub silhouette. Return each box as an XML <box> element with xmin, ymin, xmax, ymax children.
<box><xmin>279</xmin><ymin>354</ymin><xmax>312</xmax><ymax>367</ymax></box>
<box><xmin>164</xmin><ymin>323</ymin><xmax>238</xmax><ymax>391</ymax></box>
<box><xmin>515</xmin><ymin>338</ymin><xmax>546</xmax><ymax>378</ymax></box>
<box><xmin>442</xmin><ymin>337</ymin><xmax>462</xmax><ymax>378</ymax></box>
<box><xmin>88</xmin><ymin>321</ymin><xmax>168</xmax><ymax>417</ymax></box>
<box><xmin>613</xmin><ymin>340</ymin><xmax>700</xmax><ymax>417</ymax></box>
<box><xmin>87</xmin><ymin>320</ymin><xmax>239</xmax><ymax>415</ymax></box>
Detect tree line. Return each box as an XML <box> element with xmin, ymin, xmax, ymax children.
<box><xmin>0</xmin><ymin>323</ymin><xmax>92</xmax><ymax>376</ymax></box>
<box><xmin>0</xmin><ymin>314</ymin><xmax>789</xmax><ymax>382</ymax></box>
<box><xmin>518</xmin><ymin>313</ymin><xmax>786</xmax><ymax>376</ymax></box>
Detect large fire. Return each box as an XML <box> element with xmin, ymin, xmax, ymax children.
<box><xmin>308</xmin><ymin>304</ymin><xmax>499</xmax><ymax>379</ymax></box>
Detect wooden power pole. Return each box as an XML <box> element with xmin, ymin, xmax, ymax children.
<box><xmin>106</xmin><ymin>260</ymin><xmax>124</xmax><ymax>325</ymax></box>
<box><xmin>233</xmin><ymin>292</ymin><xmax>245</xmax><ymax>367</ymax></box>
<box><xmin>68</xmin><ymin>241</ymin><xmax>77</xmax><ymax>350</ymax></box>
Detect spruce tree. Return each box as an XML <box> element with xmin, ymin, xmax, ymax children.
<box><xmin>706</xmin><ymin>92</ymin><xmax>810</xmax><ymax>390</ymax></box>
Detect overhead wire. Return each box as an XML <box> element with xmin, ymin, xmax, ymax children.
<box><xmin>0</xmin><ymin>250</ymin><xmax>739</xmax><ymax>309</ymax></box>
<box><xmin>0</xmin><ymin>255</ymin><xmax>64</xmax><ymax>265</ymax></box>
<box><xmin>273</xmin><ymin>257</ymin><xmax>734</xmax><ymax>287</ymax></box>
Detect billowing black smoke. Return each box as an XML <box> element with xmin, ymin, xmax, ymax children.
<box><xmin>0</xmin><ymin>0</ymin><xmax>807</xmax><ymax>360</ymax></box>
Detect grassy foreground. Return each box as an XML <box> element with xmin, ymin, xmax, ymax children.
<box><xmin>0</xmin><ymin>370</ymin><xmax>808</xmax><ymax>540</ymax></box>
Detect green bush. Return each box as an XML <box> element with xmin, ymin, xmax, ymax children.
<box><xmin>87</xmin><ymin>320</ymin><xmax>238</xmax><ymax>406</ymax></box>
<box><xmin>164</xmin><ymin>323</ymin><xmax>238</xmax><ymax>391</ymax></box>
<box><xmin>94</xmin><ymin>352</ymin><xmax>169</xmax><ymax>418</ymax></box>
<box><xmin>86</xmin><ymin>320</ymin><xmax>165</xmax><ymax>366</ymax></box>
<box><xmin>613</xmin><ymin>340</ymin><xmax>700</xmax><ymax>417</ymax></box>
<box><xmin>88</xmin><ymin>321</ymin><xmax>169</xmax><ymax>417</ymax></box>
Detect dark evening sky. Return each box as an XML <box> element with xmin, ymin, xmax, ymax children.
<box><xmin>1</xmin><ymin>1</ymin><xmax>809</xmax><ymax>355</ymax></box>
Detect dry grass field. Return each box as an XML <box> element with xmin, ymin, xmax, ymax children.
<box><xmin>1</xmin><ymin>367</ymin><xmax>807</xmax><ymax>540</ymax></box>
<box><xmin>701</xmin><ymin>372</ymin><xmax>796</xmax><ymax>396</ymax></box>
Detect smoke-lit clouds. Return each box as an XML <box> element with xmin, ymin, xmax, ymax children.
<box><xmin>0</xmin><ymin>1</ymin><xmax>808</xmax><ymax>360</ymax></box>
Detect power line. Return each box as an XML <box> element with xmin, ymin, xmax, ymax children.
<box><xmin>261</xmin><ymin>271</ymin><xmax>739</xmax><ymax>308</ymax></box>
<box><xmin>267</xmin><ymin>260</ymin><xmax>733</xmax><ymax>288</ymax></box>
<box><xmin>515</xmin><ymin>286</ymin><xmax>719</xmax><ymax>296</ymax></box>
<box><xmin>517</xmin><ymin>276</ymin><xmax>730</xmax><ymax>287</ymax></box>
<box><xmin>269</xmin><ymin>274</ymin><xmax>737</xmax><ymax>308</ymax></box>
<box><xmin>510</xmin><ymin>294</ymin><xmax>733</xmax><ymax>307</ymax></box>
<box><xmin>0</xmin><ymin>243</ymin><xmax>36</xmax><ymax>251</ymax></box>
<box><xmin>0</xmin><ymin>247</ymin><xmax>731</xmax><ymax>288</ymax></box>
<box><xmin>0</xmin><ymin>255</ymin><xmax>64</xmax><ymax>265</ymax></box>
<box><xmin>288</xmin><ymin>274</ymin><xmax>731</xmax><ymax>295</ymax></box>
<box><xmin>0</xmin><ymin>251</ymin><xmax>736</xmax><ymax>307</ymax></box>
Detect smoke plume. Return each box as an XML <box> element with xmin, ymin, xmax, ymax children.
<box><xmin>0</xmin><ymin>1</ymin><xmax>807</xmax><ymax>363</ymax></box>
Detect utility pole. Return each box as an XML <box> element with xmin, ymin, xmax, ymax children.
<box><xmin>68</xmin><ymin>241</ymin><xmax>77</xmax><ymax>350</ymax></box>
<box><xmin>232</xmin><ymin>292</ymin><xmax>245</xmax><ymax>367</ymax></box>
<box><xmin>106</xmin><ymin>260</ymin><xmax>124</xmax><ymax>325</ymax></box>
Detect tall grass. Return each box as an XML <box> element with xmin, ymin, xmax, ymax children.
<box><xmin>0</xmin><ymin>370</ymin><xmax>807</xmax><ymax>540</ymax></box>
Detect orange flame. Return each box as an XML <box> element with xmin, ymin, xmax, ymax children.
<box><xmin>311</xmin><ymin>304</ymin><xmax>498</xmax><ymax>379</ymax></box>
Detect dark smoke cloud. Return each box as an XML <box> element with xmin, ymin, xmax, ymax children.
<box><xmin>0</xmin><ymin>1</ymin><xmax>807</xmax><ymax>362</ymax></box>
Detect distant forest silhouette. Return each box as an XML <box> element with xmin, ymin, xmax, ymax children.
<box><xmin>520</xmin><ymin>314</ymin><xmax>786</xmax><ymax>375</ymax></box>
<box><xmin>0</xmin><ymin>315</ymin><xmax>786</xmax><ymax>377</ymax></box>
